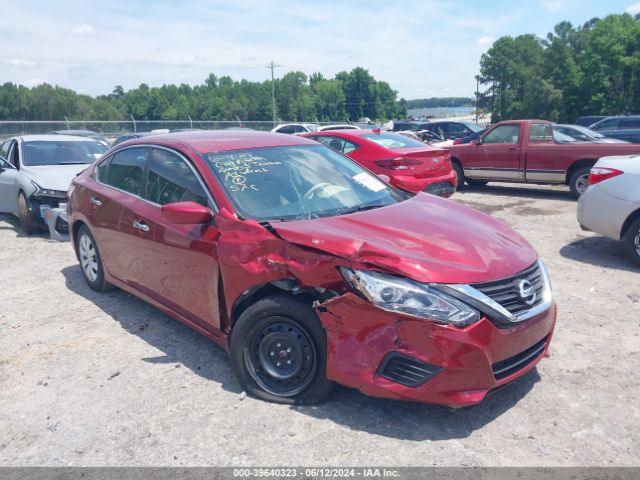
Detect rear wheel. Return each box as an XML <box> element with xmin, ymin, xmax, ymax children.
<box><xmin>76</xmin><ymin>224</ymin><xmax>112</xmax><ymax>291</ymax></box>
<box><xmin>230</xmin><ymin>294</ymin><xmax>333</xmax><ymax>404</ymax></box>
<box><xmin>569</xmin><ymin>167</ymin><xmax>591</xmax><ymax>198</ymax></box>
<box><xmin>623</xmin><ymin>218</ymin><xmax>640</xmax><ymax>267</ymax></box>
<box><xmin>451</xmin><ymin>161</ymin><xmax>465</xmax><ymax>190</ymax></box>
<box><xmin>17</xmin><ymin>192</ymin><xmax>40</xmax><ymax>235</ymax></box>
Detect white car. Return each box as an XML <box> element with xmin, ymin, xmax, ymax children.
<box><xmin>0</xmin><ymin>135</ymin><xmax>107</xmax><ymax>234</ymax></box>
<box><xmin>315</xmin><ymin>124</ymin><xmax>361</xmax><ymax>132</ymax></box>
<box><xmin>577</xmin><ymin>155</ymin><xmax>640</xmax><ymax>266</ymax></box>
<box><xmin>271</xmin><ymin>123</ymin><xmax>320</xmax><ymax>135</ymax></box>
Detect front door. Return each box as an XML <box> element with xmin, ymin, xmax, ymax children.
<box><xmin>465</xmin><ymin>123</ymin><xmax>523</xmax><ymax>181</ymax></box>
<box><xmin>0</xmin><ymin>155</ymin><xmax>18</xmax><ymax>214</ymax></box>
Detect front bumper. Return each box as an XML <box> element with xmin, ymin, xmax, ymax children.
<box><xmin>390</xmin><ymin>170</ymin><xmax>457</xmax><ymax>196</ymax></box>
<box><xmin>317</xmin><ymin>293</ymin><xmax>556</xmax><ymax>407</ymax></box>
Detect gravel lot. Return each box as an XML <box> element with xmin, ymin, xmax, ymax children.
<box><xmin>1</xmin><ymin>183</ymin><xmax>639</xmax><ymax>467</ymax></box>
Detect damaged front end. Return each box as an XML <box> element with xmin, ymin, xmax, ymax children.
<box><xmin>29</xmin><ymin>188</ymin><xmax>70</xmax><ymax>240</ymax></box>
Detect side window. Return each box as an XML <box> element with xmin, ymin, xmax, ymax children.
<box><xmin>594</xmin><ymin>118</ymin><xmax>619</xmax><ymax>130</ymax></box>
<box><xmin>95</xmin><ymin>155</ymin><xmax>111</xmax><ymax>182</ymax></box>
<box><xmin>450</xmin><ymin>123</ymin><xmax>464</xmax><ymax>134</ymax></box>
<box><xmin>277</xmin><ymin>126</ymin><xmax>295</xmax><ymax>134</ymax></box>
<box><xmin>620</xmin><ymin>118</ymin><xmax>640</xmax><ymax>128</ymax></box>
<box><xmin>8</xmin><ymin>141</ymin><xmax>20</xmax><ymax>169</ymax></box>
<box><xmin>529</xmin><ymin>123</ymin><xmax>554</xmax><ymax>142</ymax></box>
<box><xmin>104</xmin><ymin>147</ymin><xmax>149</xmax><ymax>195</ymax></box>
<box><xmin>145</xmin><ymin>149</ymin><xmax>209</xmax><ymax>207</ymax></box>
<box><xmin>316</xmin><ymin>136</ymin><xmax>358</xmax><ymax>154</ymax></box>
<box><xmin>0</xmin><ymin>140</ymin><xmax>11</xmax><ymax>159</ymax></box>
<box><xmin>483</xmin><ymin>125</ymin><xmax>521</xmax><ymax>144</ymax></box>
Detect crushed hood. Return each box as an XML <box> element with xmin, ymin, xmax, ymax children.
<box><xmin>272</xmin><ymin>194</ymin><xmax>537</xmax><ymax>284</ymax></box>
<box><xmin>22</xmin><ymin>165</ymin><xmax>90</xmax><ymax>192</ymax></box>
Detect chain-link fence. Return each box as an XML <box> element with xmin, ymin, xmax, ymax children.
<box><xmin>0</xmin><ymin>120</ymin><xmax>284</xmax><ymax>141</ymax></box>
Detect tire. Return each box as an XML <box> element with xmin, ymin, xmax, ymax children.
<box><xmin>451</xmin><ymin>161</ymin><xmax>465</xmax><ymax>190</ymax></box>
<box><xmin>230</xmin><ymin>294</ymin><xmax>333</xmax><ymax>404</ymax></box>
<box><xmin>76</xmin><ymin>224</ymin><xmax>112</xmax><ymax>292</ymax></box>
<box><xmin>569</xmin><ymin>167</ymin><xmax>591</xmax><ymax>199</ymax></box>
<box><xmin>17</xmin><ymin>192</ymin><xmax>40</xmax><ymax>235</ymax></box>
<box><xmin>466</xmin><ymin>178</ymin><xmax>489</xmax><ymax>187</ymax></box>
<box><xmin>623</xmin><ymin>218</ymin><xmax>640</xmax><ymax>268</ymax></box>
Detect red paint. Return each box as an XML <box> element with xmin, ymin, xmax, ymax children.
<box><xmin>69</xmin><ymin>130</ymin><xmax>556</xmax><ymax>407</ymax></box>
<box><xmin>300</xmin><ymin>130</ymin><xmax>457</xmax><ymax>195</ymax></box>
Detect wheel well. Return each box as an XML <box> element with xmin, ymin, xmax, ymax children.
<box><xmin>71</xmin><ymin>220</ymin><xmax>87</xmax><ymax>258</ymax></box>
<box><xmin>566</xmin><ymin>160</ymin><xmax>596</xmax><ymax>185</ymax></box>
<box><xmin>450</xmin><ymin>157</ymin><xmax>462</xmax><ymax>168</ymax></box>
<box><xmin>230</xmin><ymin>280</ymin><xmax>334</xmax><ymax>330</ymax></box>
<box><xmin>621</xmin><ymin>208</ymin><xmax>640</xmax><ymax>239</ymax></box>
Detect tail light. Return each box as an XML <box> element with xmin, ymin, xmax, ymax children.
<box><xmin>588</xmin><ymin>167</ymin><xmax>623</xmax><ymax>185</ymax></box>
<box><xmin>375</xmin><ymin>157</ymin><xmax>423</xmax><ymax>170</ymax></box>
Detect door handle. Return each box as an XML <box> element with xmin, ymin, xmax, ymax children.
<box><xmin>507</xmin><ymin>147</ymin><xmax>518</xmax><ymax>151</ymax></box>
<box><xmin>89</xmin><ymin>196</ymin><xmax>102</xmax><ymax>207</ymax></box>
<box><xmin>132</xmin><ymin>220</ymin><xmax>150</xmax><ymax>232</ymax></box>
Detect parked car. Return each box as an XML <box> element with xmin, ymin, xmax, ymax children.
<box><xmin>575</xmin><ymin>116</ymin><xmax>608</xmax><ymax>127</ymax></box>
<box><xmin>271</xmin><ymin>123</ymin><xmax>320</xmax><ymax>135</ymax></box>
<box><xmin>589</xmin><ymin>116</ymin><xmax>640</xmax><ymax>143</ymax></box>
<box><xmin>446</xmin><ymin>120</ymin><xmax>640</xmax><ymax>197</ymax></box>
<box><xmin>553</xmin><ymin>124</ymin><xmax>629</xmax><ymax>144</ymax></box>
<box><xmin>453</xmin><ymin>129</ymin><xmax>487</xmax><ymax>145</ymax></box>
<box><xmin>0</xmin><ymin>135</ymin><xmax>107</xmax><ymax>234</ymax></box>
<box><xmin>420</xmin><ymin>121</ymin><xmax>484</xmax><ymax>141</ymax></box>
<box><xmin>302</xmin><ymin>130</ymin><xmax>457</xmax><ymax>197</ymax></box>
<box><xmin>49</xmin><ymin>129</ymin><xmax>110</xmax><ymax>147</ymax></box>
<box><xmin>391</xmin><ymin>121</ymin><xmax>430</xmax><ymax>132</ymax></box>
<box><xmin>315</xmin><ymin>124</ymin><xmax>361</xmax><ymax>132</ymax></box>
<box><xmin>111</xmin><ymin>132</ymin><xmax>158</xmax><ymax>147</ymax></box>
<box><xmin>68</xmin><ymin>130</ymin><xmax>556</xmax><ymax>406</ymax></box>
<box><xmin>577</xmin><ymin>155</ymin><xmax>640</xmax><ymax>266</ymax></box>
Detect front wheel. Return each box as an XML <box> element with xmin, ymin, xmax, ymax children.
<box><xmin>76</xmin><ymin>224</ymin><xmax>112</xmax><ymax>291</ymax></box>
<box><xmin>569</xmin><ymin>167</ymin><xmax>591</xmax><ymax>199</ymax></box>
<box><xmin>623</xmin><ymin>218</ymin><xmax>640</xmax><ymax>267</ymax></box>
<box><xmin>17</xmin><ymin>192</ymin><xmax>40</xmax><ymax>235</ymax></box>
<box><xmin>451</xmin><ymin>162</ymin><xmax>465</xmax><ymax>190</ymax></box>
<box><xmin>230</xmin><ymin>294</ymin><xmax>333</xmax><ymax>404</ymax></box>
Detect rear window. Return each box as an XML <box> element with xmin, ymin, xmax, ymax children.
<box><xmin>529</xmin><ymin>124</ymin><xmax>554</xmax><ymax>142</ymax></box>
<box><xmin>361</xmin><ymin>133</ymin><xmax>425</xmax><ymax>148</ymax></box>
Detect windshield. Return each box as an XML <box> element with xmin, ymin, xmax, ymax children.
<box><xmin>361</xmin><ymin>132</ymin><xmax>425</xmax><ymax>148</ymax></box>
<box><xmin>22</xmin><ymin>141</ymin><xmax>107</xmax><ymax>166</ymax></box>
<box><xmin>462</xmin><ymin>122</ymin><xmax>483</xmax><ymax>132</ymax></box>
<box><xmin>573</xmin><ymin>125</ymin><xmax>604</xmax><ymax>138</ymax></box>
<box><xmin>553</xmin><ymin>130</ymin><xmax>578</xmax><ymax>142</ymax></box>
<box><xmin>203</xmin><ymin>145</ymin><xmax>400</xmax><ymax>222</ymax></box>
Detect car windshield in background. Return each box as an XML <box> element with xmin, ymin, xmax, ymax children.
<box><xmin>361</xmin><ymin>132</ymin><xmax>425</xmax><ymax>148</ymax></box>
<box><xmin>203</xmin><ymin>145</ymin><xmax>399</xmax><ymax>222</ymax></box>
<box><xmin>462</xmin><ymin>122</ymin><xmax>483</xmax><ymax>132</ymax></box>
<box><xmin>574</xmin><ymin>125</ymin><xmax>605</xmax><ymax>138</ymax></box>
<box><xmin>553</xmin><ymin>131</ymin><xmax>578</xmax><ymax>142</ymax></box>
<box><xmin>22</xmin><ymin>141</ymin><xmax>107</xmax><ymax>166</ymax></box>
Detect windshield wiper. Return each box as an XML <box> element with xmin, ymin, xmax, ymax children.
<box><xmin>339</xmin><ymin>204</ymin><xmax>389</xmax><ymax>216</ymax></box>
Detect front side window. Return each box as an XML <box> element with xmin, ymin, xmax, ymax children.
<box><xmin>483</xmin><ymin>125</ymin><xmax>521</xmax><ymax>144</ymax></box>
<box><xmin>104</xmin><ymin>147</ymin><xmax>149</xmax><ymax>195</ymax></box>
<box><xmin>620</xmin><ymin>118</ymin><xmax>640</xmax><ymax>128</ymax></box>
<box><xmin>203</xmin><ymin>145</ymin><xmax>400</xmax><ymax>222</ymax></box>
<box><xmin>145</xmin><ymin>149</ymin><xmax>209</xmax><ymax>207</ymax></box>
<box><xmin>21</xmin><ymin>141</ymin><xmax>107</xmax><ymax>166</ymax></box>
<box><xmin>593</xmin><ymin>118</ymin><xmax>619</xmax><ymax>130</ymax></box>
<box><xmin>361</xmin><ymin>132</ymin><xmax>425</xmax><ymax>149</ymax></box>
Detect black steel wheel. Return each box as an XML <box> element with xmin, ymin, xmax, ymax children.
<box><xmin>230</xmin><ymin>294</ymin><xmax>333</xmax><ymax>404</ymax></box>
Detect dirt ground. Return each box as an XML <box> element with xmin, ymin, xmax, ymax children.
<box><xmin>1</xmin><ymin>183</ymin><xmax>639</xmax><ymax>467</ymax></box>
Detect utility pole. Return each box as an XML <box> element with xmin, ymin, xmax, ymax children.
<box><xmin>267</xmin><ymin>61</ymin><xmax>281</xmax><ymax>125</ymax></box>
<box><xmin>475</xmin><ymin>75</ymin><xmax>480</xmax><ymax>124</ymax></box>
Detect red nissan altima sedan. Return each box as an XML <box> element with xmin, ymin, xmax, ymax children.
<box><xmin>68</xmin><ymin>130</ymin><xmax>555</xmax><ymax>406</ymax></box>
<box><xmin>301</xmin><ymin>129</ymin><xmax>457</xmax><ymax>197</ymax></box>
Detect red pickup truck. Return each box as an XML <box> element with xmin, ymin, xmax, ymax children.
<box><xmin>446</xmin><ymin>119</ymin><xmax>640</xmax><ymax>197</ymax></box>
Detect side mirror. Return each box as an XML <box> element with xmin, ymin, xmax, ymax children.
<box><xmin>377</xmin><ymin>174</ymin><xmax>391</xmax><ymax>184</ymax></box>
<box><xmin>473</xmin><ymin>138</ymin><xmax>483</xmax><ymax>145</ymax></box>
<box><xmin>161</xmin><ymin>201</ymin><xmax>212</xmax><ymax>224</ymax></box>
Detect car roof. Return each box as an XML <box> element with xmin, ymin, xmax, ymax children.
<box><xmin>50</xmin><ymin>129</ymin><xmax>98</xmax><ymax>134</ymax></box>
<box><xmin>16</xmin><ymin>134</ymin><xmax>100</xmax><ymax>142</ymax></box>
<box><xmin>119</xmin><ymin>129</ymin><xmax>317</xmax><ymax>154</ymax></box>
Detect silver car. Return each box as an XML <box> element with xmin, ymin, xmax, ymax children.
<box><xmin>0</xmin><ymin>135</ymin><xmax>107</xmax><ymax>234</ymax></box>
<box><xmin>577</xmin><ymin>155</ymin><xmax>640</xmax><ymax>266</ymax></box>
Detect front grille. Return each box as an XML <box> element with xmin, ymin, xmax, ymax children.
<box><xmin>377</xmin><ymin>353</ymin><xmax>442</xmax><ymax>387</ymax></box>
<box><xmin>473</xmin><ymin>262</ymin><xmax>545</xmax><ymax>316</ymax></box>
<box><xmin>492</xmin><ymin>335</ymin><xmax>548</xmax><ymax>381</ymax></box>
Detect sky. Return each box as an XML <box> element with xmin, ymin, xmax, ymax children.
<box><xmin>2</xmin><ymin>0</ymin><xmax>640</xmax><ymax>100</ymax></box>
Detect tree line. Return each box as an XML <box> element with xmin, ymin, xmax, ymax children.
<box><xmin>0</xmin><ymin>67</ymin><xmax>406</xmax><ymax>123</ymax></box>
<box><xmin>479</xmin><ymin>12</ymin><xmax>640</xmax><ymax>123</ymax></box>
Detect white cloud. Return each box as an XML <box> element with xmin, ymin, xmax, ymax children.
<box><xmin>477</xmin><ymin>36</ymin><xmax>495</xmax><ymax>47</ymax></box>
<box><xmin>540</xmin><ymin>0</ymin><xmax>569</xmax><ymax>11</ymax></box>
<box><xmin>626</xmin><ymin>3</ymin><xmax>640</xmax><ymax>15</ymax></box>
<box><xmin>22</xmin><ymin>78</ymin><xmax>48</xmax><ymax>87</ymax></box>
<box><xmin>10</xmin><ymin>58</ymin><xmax>37</xmax><ymax>68</ymax></box>
<box><xmin>70</xmin><ymin>23</ymin><xmax>95</xmax><ymax>34</ymax></box>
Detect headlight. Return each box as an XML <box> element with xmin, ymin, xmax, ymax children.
<box><xmin>30</xmin><ymin>180</ymin><xmax>66</xmax><ymax>199</ymax></box>
<box><xmin>341</xmin><ymin>268</ymin><xmax>480</xmax><ymax>326</ymax></box>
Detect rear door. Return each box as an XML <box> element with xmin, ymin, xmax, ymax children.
<box><xmin>523</xmin><ymin>123</ymin><xmax>565</xmax><ymax>182</ymax></box>
<box><xmin>465</xmin><ymin>123</ymin><xmax>524</xmax><ymax>181</ymax></box>
<box><xmin>129</xmin><ymin>147</ymin><xmax>223</xmax><ymax>331</ymax></box>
